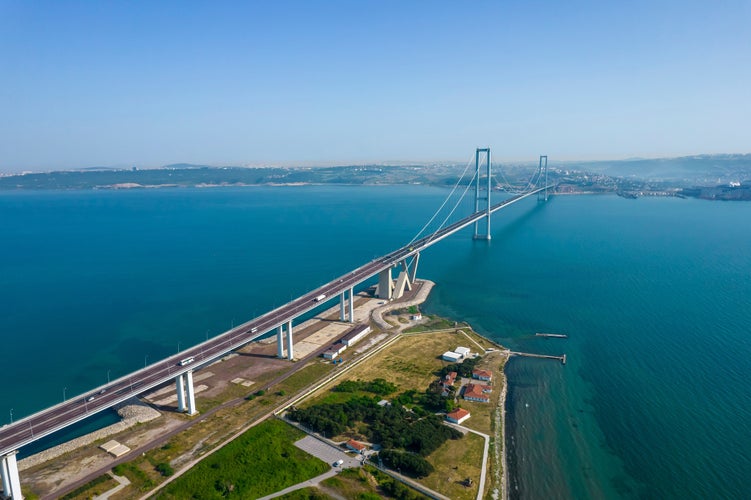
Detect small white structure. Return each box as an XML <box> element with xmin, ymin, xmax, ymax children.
<box><xmin>341</xmin><ymin>324</ymin><xmax>371</xmax><ymax>346</ymax></box>
<box><xmin>454</xmin><ymin>346</ymin><xmax>471</xmax><ymax>358</ymax></box>
<box><xmin>442</xmin><ymin>351</ymin><xmax>462</xmax><ymax>363</ymax></box>
<box><xmin>99</xmin><ymin>440</ymin><xmax>131</xmax><ymax>457</ymax></box>
<box><xmin>323</xmin><ymin>344</ymin><xmax>347</xmax><ymax>359</ymax></box>
<box><xmin>410</xmin><ymin>313</ymin><xmax>422</xmax><ymax>320</ymax></box>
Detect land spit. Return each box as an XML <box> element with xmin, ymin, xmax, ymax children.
<box><xmin>22</xmin><ymin>279</ymin><xmax>510</xmax><ymax>500</ymax></box>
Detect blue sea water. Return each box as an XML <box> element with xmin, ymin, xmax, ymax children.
<box><xmin>1</xmin><ymin>187</ymin><xmax>750</xmax><ymax>498</ymax></box>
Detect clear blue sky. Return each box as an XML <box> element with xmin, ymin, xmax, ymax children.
<box><xmin>1</xmin><ymin>0</ymin><xmax>749</xmax><ymax>172</ymax></box>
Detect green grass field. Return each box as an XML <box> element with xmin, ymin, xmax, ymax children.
<box><xmin>154</xmin><ymin>419</ymin><xmax>328</xmax><ymax>499</ymax></box>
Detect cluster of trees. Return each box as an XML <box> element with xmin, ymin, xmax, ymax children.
<box><xmin>289</xmin><ymin>395</ymin><xmax>376</xmax><ymax>437</ymax></box>
<box><xmin>438</xmin><ymin>355</ymin><xmax>482</xmax><ymax>378</ymax></box>
<box><xmin>379</xmin><ymin>449</ymin><xmax>434</xmax><ymax>478</ymax></box>
<box><xmin>379</xmin><ymin>476</ymin><xmax>426</xmax><ymax>500</ymax></box>
<box><xmin>333</xmin><ymin>378</ymin><xmax>397</xmax><ymax>396</ymax></box>
<box><xmin>422</xmin><ymin>380</ymin><xmax>456</xmax><ymax>413</ymax></box>
<box><xmin>289</xmin><ymin>387</ymin><xmax>462</xmax><ymax>479</ymax></box>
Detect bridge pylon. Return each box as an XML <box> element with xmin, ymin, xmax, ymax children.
<box><xmin>473</xmin><ymin>147</ymin><xmax>492</xmax><ymax>240</ymax></box>
<box><xmin>537</xmin><ymin>155</ymin><xmax>549</xmax><ymax>202</ymax></box>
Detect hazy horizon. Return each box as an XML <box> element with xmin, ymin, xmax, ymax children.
<box><xmin>1</xmin><ymin>1</ymin><xmax>749</xmax><ymax>173</ymax></box>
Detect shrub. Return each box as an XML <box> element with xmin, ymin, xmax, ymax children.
<box><xmin>155</xmin><ymin>462</ymin><xmax>174</xmax><ymax>477</ymax></box>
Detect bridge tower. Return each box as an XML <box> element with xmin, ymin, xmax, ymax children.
<box><xmin>473</xmin><ymin>147</ymin><xmax>492</xmax><ymax>240</ymax></box>
<box><xmin>537</xmin><ymin>155</ymin><xmax>549</xmax><ymax>202</ymax></box>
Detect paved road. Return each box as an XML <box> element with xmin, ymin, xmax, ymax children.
<box><xmin>0</xmin><ymin>188</ymin><xmax>543</xmax><ymax>457</ymax></box>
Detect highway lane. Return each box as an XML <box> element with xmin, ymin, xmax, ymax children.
<box><xmin>0</xmin><ymin>187</ymin><xmax>544</xmax><ymax>457</ymax></box>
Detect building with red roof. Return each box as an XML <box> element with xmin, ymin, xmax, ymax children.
<box><xmin>463</xmin><ymin>383</ymin><xmax>490</xmax><ymax>403</ymax></box>
<box><xmin>445</xmin><ymin>408</ymin><xmax>471</xmax><ymax>425</ymax></box>
<box><xmin>472</xmin><ymin>369</ymin><xmax>493</xmax><ymax>381</ymax></box>
<box><xmin>346</xmin><ymin>439</ymin><xmax>367</xmax><ymax>454</ymax></box>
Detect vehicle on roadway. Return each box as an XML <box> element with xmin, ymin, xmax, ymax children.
<box><xmin>333</xmin><ymin>459</ymin><xmax>344</xmax><ymax>467</ymax></box>
<box><xmin>314</xmin><ymin>294</ymin><xmax>326</xmax><ymax>302</ymax></box>
<box><xmin>86</xmin><ymin>396</ymin><xmax>95</xmax><ymax>402</ymax></box>
<box><xmin>179</xmin><ymin>357</ymin><xmax>194</xmax><ymax>366</ymax></box>
<box><xmin>251</xmin><ymin>327</ymin><xmax>258</xmax><ymax>333</ymax></box>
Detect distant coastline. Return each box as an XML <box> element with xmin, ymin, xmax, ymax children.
<box><xmin>2</xmin><ymin>153</ymin><xmax>750</xmax><ymax>200</ymax></box>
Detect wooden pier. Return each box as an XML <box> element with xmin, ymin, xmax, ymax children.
<box><xmin>509</xmin><ymin>351</ymin><xmax>566</xmax><ymax>365</ymax></box>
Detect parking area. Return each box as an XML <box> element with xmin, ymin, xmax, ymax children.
<box><xmin>294</xmin><ymin>435</ymin><xmax>362</xmax><ymax>469</ymax></box>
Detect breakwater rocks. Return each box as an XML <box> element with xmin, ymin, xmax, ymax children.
<box><xmin>19</xmin><ymin>398</ymin><xmax>161</xmax><ymax>471</ymax></box>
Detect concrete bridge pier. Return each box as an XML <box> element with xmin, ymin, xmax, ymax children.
<box><xmin>176</xmin><ymin>373</ymin><xmax>186</xmax><ymax>412</ymax></box>
<box><xmin>185</xmin><ymin>371</ymin><xmax>197</xmax><ymax>415</ymax></box>
<box><xmin>409</xmin><ymin>252</ymin><xmax>420</xmax><ymax>283</ymax></box>
<box><xmin>286</xmin><ymin>320</ymin><xmax>294</xmax><ymax>360</ymax></box>
<box><xmin>348</xmin><ymin>286</ymin><xmax>354</xmax><ymax>322</ymax></box>
<box><xmin>1</xmin><ymin>450</ymin><xmax>22</xmax><ymax>500</ymax></box>
<box><xmin>277</xmin><ymin>325</ymin><xmax>284</xmax><ymax>358</ymax></box>
<box><xmin>175</xmin><ymin>372</ymin><xmax>198</xmax><ymax>415</ymax></box>
<box><xmin>339</xmin><ymin>288</ymin><xmax>355</xmax><ymax>322</ymax></box>
<box><xmin>376</xmin><ymin>268</ymin><xmax>393</xmax><ymax>300</ymax></box>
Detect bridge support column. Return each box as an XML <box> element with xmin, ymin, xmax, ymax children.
<box><xmin>348</xmin><ymin>287</ymin><xmax>354</xmax><ymax>322</ymax></box>
<box><xmin>185</xmin><ymin>370</ymin><xmax>197</xmax><ymax>415</ymax></box>
<box><xmin>176</xmin><ymin>373</ymin><xmax>186</xmax><ymax>413</ymax></box>
<box><xmin>277</xmin><ymin>325</ymin><xmax>284</xmax><ymax>358</ymax></box>
<box><xmin>1</xmin><ymin>451</ymin><xmax>22</xmax><ymax>500</ymax></box>
<box><xmin>340</xmin><ymin>292</ymin><xmax>346</xmax><ymax>321</ymax></box>
<box><xmin>409</xmin><ymin>252</ymin><xmax>420</xmax><ymax>283</ymax></box>
<box><xmin>399</xmin><ymin>260</ymin><xmax>413</xmax><ymax>292</ymax></box>
<box><xmin>377</xmin><ymin>268</ymin><xmax>393</xmax><ymax>300</ymax></box>
<box><xmin>286</xmin><ymin>320</ymin><xmax>294</xmax><ymax>360</ymax></box>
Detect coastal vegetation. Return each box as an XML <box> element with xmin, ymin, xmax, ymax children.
<box><xmin>333</xmin><ymin>378</ymin><xmax>398</xmax><ymax>396</ymax></box>
<box><xmin>316</xmin><ymin>467</ymin><xmax>427</xmax><ymax>500</ymax></box>
<box><xmin>295</xmin><ymin>329</ymin><xmax>504</xmax><ymax>498</ymax></box>
<box><xmin>58</xmin><ymin>474</ymin><xmax>117</xmax><ymax>500</ymax></box>
<box><xmin>289</xmin><ymin>394</ymin><xmax>462</xmax><ymax>478</ymax></box>
<box><xmin>154</xmin><ymin>418</ymin><xmax>328</xmax><ymax>499</ymax></box>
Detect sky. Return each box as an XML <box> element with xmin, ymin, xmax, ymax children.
<box><xmin>0</xmin><ymin>0</ymin><xmax>749</xmax><ymax>172</ymax></box>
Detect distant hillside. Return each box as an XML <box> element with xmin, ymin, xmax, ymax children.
<box><xmin>566</xmin><ymin>154</ymin><xmax>751</xmax><ymax>183</ymax></box>
<box><xmin>0</xmin><ymin>164</ymin><xmax>464</xmax><ymax>190</ymax></box>
<box><xmin>1</xmin><ymin>155</ymin><xmax>749</xmax><ymax>198</ymax></box>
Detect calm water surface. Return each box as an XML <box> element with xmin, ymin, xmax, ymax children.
<box><xmin>1</xmin><ymin>187</ymin><xmax>750</xmax><ymax>498</ymax></box>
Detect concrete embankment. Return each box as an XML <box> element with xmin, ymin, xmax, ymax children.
<box><xmin>18</xmin><ymin>399</ymin><xmax>160</xmax><ymax>471</ymax></box>
<box><xmin>370</xmin><ymin>279</ymin><xmax>435</xmax><ymax>330</ymax></box>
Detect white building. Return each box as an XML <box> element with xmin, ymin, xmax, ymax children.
<box><xmin>341</xmin><ymin>324</ymin><xmax>371</xmax><ymax>346</ymax></box>
<box><xmin>454</xmin><ymin>346</ymin><xmax>471</xmax><ymax>358</ymax></box>
<box><xmin>442</xmin><ymin>351</ymin><xmax>462</xmax><ymax>363</ymax></box>
<box><xmin>323</xmin><ymin>344</ymin><xmax>347</xmax><ymax>359</ymax></box>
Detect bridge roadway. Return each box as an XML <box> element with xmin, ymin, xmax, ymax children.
<box><xmin>0</xmin><ymin>186</ymin><xmax>545</xmax><ymax>458</ymax></box>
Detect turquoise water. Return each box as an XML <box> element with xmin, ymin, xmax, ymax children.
<box><xmin>1</xmin><ymin>187</ymin><xmax>750</xmax><ymax>498</ymax></box>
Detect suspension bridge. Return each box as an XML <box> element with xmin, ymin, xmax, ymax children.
<box><xmin>0</xmin><ymin>148</ymin><xmax>551</xmax><ymax>499</ymax></box>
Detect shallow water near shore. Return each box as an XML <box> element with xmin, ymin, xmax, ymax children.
<box><xmin>2</xmin><ymin>187</ymin><xmax>751</xmax><ymax>498</ymax></box>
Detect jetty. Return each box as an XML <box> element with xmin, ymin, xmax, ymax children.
<box><xmin>509</xmin><ymin>351</ymin><xmax>567</xmax><ymax>365</ymax></box>
<box><xmin>535</xmin><ymin>332</ymin><xmax>568</xmax><ymax>339</ymax></box>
